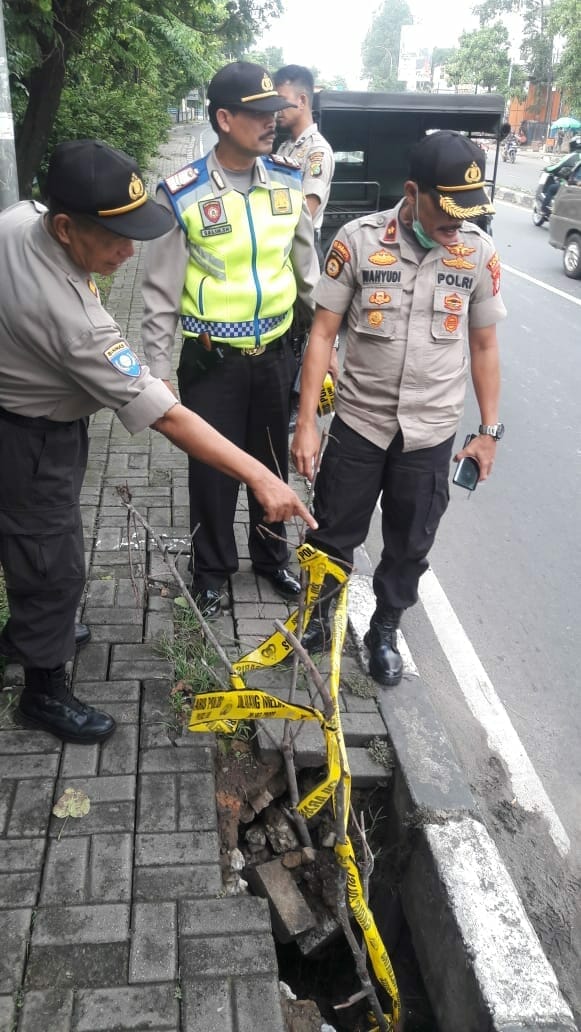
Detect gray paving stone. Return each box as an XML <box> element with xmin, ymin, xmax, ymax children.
<box><xmin>55</xmin><ymin>774</ymin><xmax>136</xmax><ymax>804</ymax></box>
<box><xmin>74</xmin><ymin>644</ymin><xmax>110</xmax><ymax>683</ymax></box>
<box><xmin>180</xmin><ymin>932</ymin><xmax>278</xmax><ymax>978</ymax></box>
<box><xmin>137</xmin><ymin>773</ymin><xmax>178</xmax><ymax>832</ymax></box>
<box><xmin>0</xmin><ymin>753</ymin><xmax>60</xmax><ymax>779</ymax></box>
<box><xmin>178</xmin><ymin>772</ymin><xmax>218</xmax><ymax>832</ymax></box>
<box><xmin>89</xmin><ymin>834</ymin><xmax>132</xmax><ymax>902</ymax></box>
<box><xmin>0</xmin><ymin>781</ymin><xmax>13</xmax><ymax>834</ymax></box>
<box><xmin>99</xmin><ymin>724</ymin><xmax>139</xmax><ymax>775</ymax></box>
<box><xmin>74</xmin><ymin>985</ymin><xmax>179</xmax><ymax>1031</ymax></box>
<box><xmin>0</xmin><ymin>995</ymin><xmax>15</xmax><ymax>1031</ymax></box>
<box><xmin>32</xmin><ymin>903</ymin><xmax>130</xmax><ymax>946</ymax></box>
<box><xmin>0</xmin><ymin>871</ymin><xmax>40</xmax><ymax>907</ymax></box>
<box><xmin>110</xmin><ymin>644</ymin><xmax>172</xmax><ymax>681</ymax></box>
<box><xmin>233</xmin><ymin>975</ymin><xmax>286</xmax><ymax>1032</ymax></box>
<box><xmin>0</xmin><ymin>729</ymin><xmax>60</xmax><ymax>754</ymax></box>
<box><xmin>83</xmin><ymin>606</ymin><xmax>143</xmax><ymax>625</ymax></box>
<box><xmin>89</xmin><ymin>623</ymin><xmax>144</xmax><ymax>644</ymax></box>
<box><xmin>133</xmin><ymin>863</ymin><xmax>222</xmax><ymax>901</ymax></box>
<box><xmin>41</xmin><ymin>837</ymin><xmax>90</xmax><ymax>904</ymax></box>
<box><xmin>0</xmin><ymin>837</ymin><xmax>45</xmax><ymax>871</ymax></box>
<box><xmin>60</xmin><ymin>742</ymin><xmax>100</xmax><ymax>777</ymax></box>
<box><xmin>7</xmin><ymin>777</ymin><xmax>56</xmax><ymax>837</ymax></box>
<box><xmin>116</xmin><ymin>579</ymin><xmax>146</xmax><ymax>607</ymax></box>
<box><xmin>140</xmin><ymin>746</ymin><xmax>213</xmax><ymax>774</ymax></box>
<box><xmin>147</xmin><ymin>594</ymin><xmax>175</xmax><ymax>613</ymax></box>
<box><xmin>179</xmin><ymin>896</ymin><xmax>273</xmax><ymax>937</ymax></box>
<box><xmin>19</xmin><ymin>989</ymin><xmax>74</xmax><ymax>1032</ymax></box>
<box><xmin>182</xmin><ymin>978</ymin><xmax>233</xmax><ymax>1032</ymax></box>
<box><xmin>73</xmin><ymin>680</ymin><xmax>140</xmax><ymax>701</ymax></box>
<box><xmin>0</xmin><ymin>908</ymin><xmax>32</xmax><ymax>992</ymax></box>
<box><xmin>26</xmin><ymin>942</ymin><xmax>129</xmax><ymax>990</ymax></box>
<box><xmin>85</xmin><ymin>579</ymin><xmax>117</xmax><ymax>607</ymax></box>
<box><xmin>348</xmin><ymin>746</ymin><xmax>393</xmax><ymax>787</ymax></box>
<box><xmin>145</xmin><ymin>612</ymin><xmax>175</xmax><ymax>641</ymax></box>
<box><xmin>50</xmin><ymin>802</ymin><xmax>135</xmax><ymax>838</ymax></box>
<box><xmin>129</xmin><ymin>902</ymin><xmax>177</xmax><ymax>982</ymax></box>
<box><xmin>135</xmin><ymin>831</ymin><xmax>219</xmax><ymax>866</ymax></box>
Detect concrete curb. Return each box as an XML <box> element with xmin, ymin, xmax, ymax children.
<box><xmin>494</xmin><ymin>185</ymin><xmax>535</xmax><ymax>209</ymax></box>
<box><xmin>348</xmin><ymin>571</ymin><xmax>578</xmax><ymax>1032</ymax></box>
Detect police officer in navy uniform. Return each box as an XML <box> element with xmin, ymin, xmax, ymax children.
<box><xmin>0</xmin><ymin>139</ymin><xmax>315</xmax><ymax>744</ymax></box>
<box><xmin>292</xmin><ymin>131</ymin><xmax>506</xmax><ymax>686</ymax></box>
<box><xmin>141</xmin><ymin>62</ymin><xmax>320</xmax><ymax>619</ymax></box>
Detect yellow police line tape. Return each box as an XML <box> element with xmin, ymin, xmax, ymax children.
<box><xmin>188</xmin><ymin>543</ymin><xmax>400</xmax><ymax>1029</ymax></box>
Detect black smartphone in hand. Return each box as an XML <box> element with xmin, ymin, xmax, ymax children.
<box><xmin>453</xmin><ymin>433</ymin><xmax>480</xmax><ymax>491</ymax></box>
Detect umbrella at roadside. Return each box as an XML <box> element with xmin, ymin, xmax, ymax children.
<box><xmin>550</xmin><ymin>115</ymin><xmax>581</xmax><ymax>135</ymax></box>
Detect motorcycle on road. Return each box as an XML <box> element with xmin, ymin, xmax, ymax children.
<box><xmin>532</xmin><ymin>152</ymin><xmax>581</xmax><ymax>227</ymax></box>
<box><xmin>502</xmin><ymin>141</ymin><xmax>517</xmax><ymax>163</ymax></box>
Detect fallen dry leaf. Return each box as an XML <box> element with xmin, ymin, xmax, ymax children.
<box><xmin>52</xmin><ymin>787</ymin><xmax>91</xmax><ymax>820</ymax></box>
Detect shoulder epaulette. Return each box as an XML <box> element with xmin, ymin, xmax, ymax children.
<box><xmin>268</xmin><ymin>154</ymin><xmax>301</xmax><ymax>170</ymax></box>
<box><xmin>164</xmin><ymin>164</ymin><xmax>200</xmax><ymax>195</ymax></box>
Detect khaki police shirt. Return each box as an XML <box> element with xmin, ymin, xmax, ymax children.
<box><xmin>141</xmin><ymin>147</ymin><xmax>319</xmax><ymax>380</ymax></box>
<box><xmin>315</xmin><ymin>201</ymin><xmax>507</xmax><ymax>452</ymax></box>
<box><xmin>0</xmin><ymin>202</ymin><xmax>177</xmax><ymax>431</ymax></box>
<box><xmin>277</xmin><ymin>124</ymin><xmax>335</xmax><ymax>231</ymax></box>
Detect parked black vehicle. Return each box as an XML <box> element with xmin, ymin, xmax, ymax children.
<box><xmin>306</xmin><ymin>90</ymin><xmax>505</xmax><ymax>250</ymax></box>
<box><xmin>532</xmin><ymin>152</ymin><xmax>581</xmax><ymax>227</ymax></box>
<box><xmin>548</xmin><ymin>161</ymin><xmax>581</xmax><ymax>279</ymax></box>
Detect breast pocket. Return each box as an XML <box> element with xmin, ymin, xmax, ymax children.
<box><xmin>356</xmin><ymin>287</ymin><xmax>403</xmax><ymax>339</ymax></box>
<box><xmin>431</xmin><ymin>288</ymin><xmax>469</xmax><ymax>343</ymax></box>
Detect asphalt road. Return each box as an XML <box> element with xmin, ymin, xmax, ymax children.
<box><xmin>363</xmin><ymin>199</ymin><xmax>581</xmax><ymax>1020</ymax></box>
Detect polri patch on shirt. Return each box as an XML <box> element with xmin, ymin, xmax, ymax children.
<box><xmin>200</xmin><ymin>198</ymin><xmax>228</xmax><ymax>228</ymax></box>
<box><xmin>270</xmin><ymin>188</ymin><xmax>292</xmax><ymax>215</ymax></box>
<box><xmin>308</xmin><ymin>151</ymin><xmax>324</xmax><ymax>177</ymax></box>
<box><xmin>104</xmin><ymin>341</ymin><xmax>141</xmax><ymax>377</ymax></box>
<box><xmin>487</xmin><ymin>252</ymin><xmax>501</xmax><ymax>295</ymax></box>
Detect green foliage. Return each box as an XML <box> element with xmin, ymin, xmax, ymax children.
<box><xmin>361</xmin><ymin>0</ymin><xmax>413</xmax><ymax>91</ymax></box>
<box><xmin>242</xmin><ymin>45</ymin><xmax>284</xmax><ymax>70</ymax></box>
<box><xmin>444</xmin><ymin>23</ymin><xmax>511</xmax><ymax>93</ymax></box>
<box><xmin>550</xmin><ymin>0</ymin><xmax>581</xmax><ymax>113</ymax></box>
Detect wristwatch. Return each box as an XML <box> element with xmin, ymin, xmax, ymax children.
<box><xmin>479</xmin><ymin>422</ymin><xmax>505</xmax><ymax>440</ymax></box>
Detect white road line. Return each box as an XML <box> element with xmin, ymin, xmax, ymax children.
<box><xmin>418</xmin><ymin>566</ymin><xmax>570</xmax><ymax>857</ymax></box>
<box><xmin>503</xmin><ymin>262</ymin><xmax>581</xmax><ymax>307</ymax></box>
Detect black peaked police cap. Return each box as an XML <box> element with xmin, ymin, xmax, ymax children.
<box><xmin>409</xmin><ymin>131</ymin><xmax>495</xmax><ymax>219</ymax></box>
<box><xmin>207</xmin><ymin>61</ymin><xmax>297</xmax><ymax>113</ymax></box>
<box><xmin>46</xmin><ymin>139</ymin><xmax>173</xmax><ymax>241</ymax></box>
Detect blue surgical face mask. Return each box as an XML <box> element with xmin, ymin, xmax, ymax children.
<box><xmin>412</xmin><ymin>193</ymin><xmax>439</xmax><ymax>250</ymax></box>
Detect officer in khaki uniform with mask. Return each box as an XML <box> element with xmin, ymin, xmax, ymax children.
<box><xmin>0</xmin><ymin>139</ymin><xmax>315</xmax><ymax>745</ymax></box>
<box><xmin>292</xmin><ymin>131</ymin><xmax>506</xmax><ymax>686</ymax></box>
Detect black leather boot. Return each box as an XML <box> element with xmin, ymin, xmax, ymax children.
<box><xmin>301</xmin><ymin>615</ymin><xmax>332</xmax><ymax>654</ymax></box>
<box><xmin>18</xmin><ymin>667</ymin><xmax>116</xmax><ymax>744</ymax></box>
<box><xmin>364</xmin><ymin>608</ymin><xmax>403</xmax><ymax>686</ymax></box>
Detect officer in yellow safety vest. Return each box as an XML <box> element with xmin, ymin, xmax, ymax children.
<box><xmin>141</xmin><ymin>62</ymin><xmax>320</xmax><ymax>619</ymax></box>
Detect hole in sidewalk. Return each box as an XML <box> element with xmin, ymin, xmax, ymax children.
<box><xmin>216</xmin><ymin>744</ymin><xmax>439</xmax><ymax>1031</ymax></box>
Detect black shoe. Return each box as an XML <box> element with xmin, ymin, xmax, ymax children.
<box><xmin>18</xmin><ymin>692</ymin><xmax>116</xmax><ymax>744</ymax></box>
<box><xmin>255</xmin><ymin>567</ymin><xmax>301</xmax><ymax>598</ymax></box>
<box><xmin>364</xmin><ymin>608</ymin><xmax>403</xmax><ymax>687</ymax></box>
<box><xmin>301</xmin><ymin>616</ymin><xmax>332</xmax><ymax>654</ymax></box>
<box><xmin>75</xmin><ymin>623</ymin><xmax>91</xmax><ymax>648</ymax></box>
<box><xmin>194</xmin><ymin>587</ymin><xmax>223</xmax><ymax>620</ymax></box>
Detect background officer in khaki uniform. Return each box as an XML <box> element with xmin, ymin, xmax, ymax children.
<box><xmin>274</xmin><ymin>64</ymin><xmax>336</xmax><ymax>426</ymax></box>
<box><xmin>0</xmin><ymin>139</ymin><xmax>315</xmax><ymax>745</ymax></box>
<box><xmin>292</xmin><ymin>131</ymin><xmax>506</xmax><ymax>686</ymax></box>
<box><xmin>274</xmin><ymin>64</ymin><xmax>335</xmax><ymax>259</ymax></box>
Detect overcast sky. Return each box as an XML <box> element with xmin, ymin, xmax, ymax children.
<box><xmin>257</xmin><ymin>0</ymin><xmax>480</xmax><ymax>87</ymax></box>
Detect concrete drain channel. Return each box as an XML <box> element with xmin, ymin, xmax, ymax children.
<box><xmin>216</xmin><ymin>739</ymin><xmax>438</xmax><ymax>1031</ymax></box>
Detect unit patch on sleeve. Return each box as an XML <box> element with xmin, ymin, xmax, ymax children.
<box><xmin>308</xmin><ymin>150</ymin><xmax>325</xmax><ymax>177</ymax></box>
<box><xmin>487</xmin><ymin>252</ymin><xmax>501</xmax><ymax>295</ymax></box>
<box><xmin>165</xmin><ymin>166</ymin><xmax>199</xmax><ymax>194</ymax></box>
<box><xmin>270</xmin><ymin>188</ymin><xmax>292</xmax><ymax>215</ymax></box>
<box><xmin>104</xmin><ymin>341</ymin><xmax>141</xmax><ymax>377</ymax></box>
<box><xmin>331</xmin><ymin>240</ymin><xmax>351</xmax><ymax>263</ymax></box>
<box><xmin>325</xmin><ymin>255</ymin><xmax>342</xmax><ymax>278</ymax></box>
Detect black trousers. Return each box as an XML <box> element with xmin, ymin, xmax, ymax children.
<box><xmin>307</xmin><ymin>416</ymin><xmax>454</xmax><ymax>611</ymax></box>
<box><xmin>0</xmin><ymin>410</ymin><xmax>87</xmax><ymax>670</ymax></box>
<box><xmin>177</xmin><ymin>335</ymin><xmax>297</xmax><ymax>591</ymax></box>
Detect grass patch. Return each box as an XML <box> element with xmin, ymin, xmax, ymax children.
<box><xmin>94</xmin><ymin>273</ymin><xmax>114</xmax><ymax>308</ymax></box>
<box><xmin>156</xmin><ymin>602</ymin><xmax>225</xmax><ymax>727</ymax></box>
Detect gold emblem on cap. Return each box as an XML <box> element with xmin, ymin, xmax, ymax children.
<box><xmin>129</xmin><ymin>173</ymin><xmax>145</xmax><ymax>201</ymax></box>
<box><xmin>465</xmin><ymin>161</ymin><xmax>482</xmax><ymax>185</ymax></box>
<box><xmin>261</xmin><ymin>73</ymin><xmax>274</xmax><ymax>92</ymax></box>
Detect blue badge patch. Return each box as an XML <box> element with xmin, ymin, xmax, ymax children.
<box><xmin>104</xmin><ymin>341</ymin><xmax>141</xmax><ymax>377</ymax></box>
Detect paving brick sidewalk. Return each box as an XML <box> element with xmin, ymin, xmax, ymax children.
<box><xmin>0</xmin><ymin>124</ymin><xmax>391</xmax><ymax>1032</ymax></box>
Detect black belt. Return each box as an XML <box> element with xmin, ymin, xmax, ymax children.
<box><xmin>0</xmin><ymin>405</ymin><xmax>78</xmax><ymax>431</ymax></box>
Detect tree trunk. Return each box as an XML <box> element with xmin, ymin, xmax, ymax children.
<box><xmin>16</xmin><ymin>46</ymin><xmax>67</xmax><ymax>197</ymax></box>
